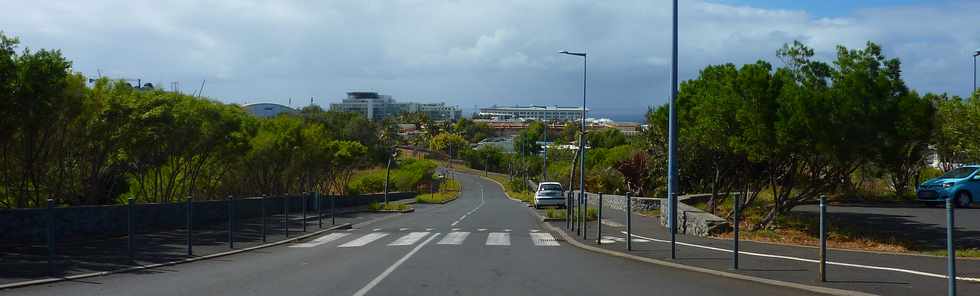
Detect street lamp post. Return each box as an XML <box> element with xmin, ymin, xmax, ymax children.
<box><xmin>668</xmin><ymin>0</ymin><xmax>680</xmax><ymax>259</ymax></box>
<box><xmin>973</xmin><ymin>49</ymin><xmax>980</xmax><ymax>95</ymax></box>
<box><xmin>559</xmin><ymin>50</ymin><xmax>587</xmax><ymax>231</ymax></box>
<box><xmin>383</xmin><ymin>148</ymin><xmax>397</xmax><ymax>205</ymax></box>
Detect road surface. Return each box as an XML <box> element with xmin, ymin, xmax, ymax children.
<box><xmin>2</xmin><ymin>172</ymin><xmax>817</xmax><ymax>296</ymax></box>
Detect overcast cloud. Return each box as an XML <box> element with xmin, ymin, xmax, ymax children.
<box><xmin>2</xmin><ymin>0</ymin><xmax>978</xmax><ymax>119</ymax></box>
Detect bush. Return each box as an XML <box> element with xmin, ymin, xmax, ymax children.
<box><xmin>368</xmin><ymin>202</ymin><xmax>409</xmax><ymax>211</ymax></box>
<box><xmin>545</xmin><ymin>208</ymin><xmax>566</xmax><ymax>219</ymax></box>
<box><xmin>347</xmin><ymin>159</ymin><xmax>439</xmax><ymax>195</ymax></box>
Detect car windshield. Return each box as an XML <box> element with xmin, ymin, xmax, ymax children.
<box><xmin>941</xmin><ymin>167</ymin><xmax>977</xmax><ymax>179</ymax></box>
<box><xmin>539</xmin><ymin>184</ymin><xmax>562</xmax><ymax>191</ymax></box>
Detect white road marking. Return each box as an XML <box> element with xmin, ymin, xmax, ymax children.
<box><xmin>530</xmin><ymin>229</ymin><xmax>540</xmax><ymax>233</ymax></box>
<box><xmin>399</xmin><ymin>228</ymin><xmax>409</xmax><ymax>231</ymax></box>
<box><xmin>339</xmin><ymin>233</ymin><xmax>389</xmax><ymax>247</ymax></box>
<box><xmin>425</xmin><ymin>228</ymin><xmax>433</xmax><ymax>231</ymax></box>
<box><xmin>372</xmin><ymin>228</ymin><xmax>382</xmax><ymax>232</ymax></box>
<box><xmin>477</xmin><ymin>228</ymin><xmax>487</xmax><ymax>232</ymax></box>
<box><xmin>601</xmin><ymin>235</ymin><xmax>649</xmax><ymax>243</ymax></box>
<box><xmin>389</xmin><ymin>232</ymin><xmax>430</xmax><ymax>246</ymax></box>
<box><xmin>352</xmin><ymin>233</ymin><xmax>441</xmax><ymax>296</ymax></box>
<box><xmin>451</xmin><ymin>228</ymin><xmax>460</xmax><ymax>231</ymax></box>
<box><xmin>486</xmin><ymin>232</ymin><xmax>510</xmax><ymax>246</ymax></box>
<box><xmin>530</xmin><ymin>232</ymin><xmax>560</xmax><ymax>246</ymax></box>
<box><xmin>450</xmin><ymin>185</ymin><xmax>486</xmax><ymax>227</ymax></box>
<box><xmin>437</xmin><ymin>232</ymin><xmax>470</xmax><ymax>245</ymax></box>
<box><xmin>621</xmin><ymin>231</ymin><xmax>980</xmax><ymax>283</ymax></box>
<box><xmin>289</xmin><ymin>233</ymin><xmax>350</xmax><ymax>248</ymax></box>
<box><xmin>504</xmin><ymin>229</ymin><xmax>511</xmax><ymax>232</ymax></box>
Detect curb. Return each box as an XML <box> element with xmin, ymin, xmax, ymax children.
<box><xmin>0</xmin><ymin>223</ymin><xmax>352</xmax><ymax>290</ymax></box>
<box><xmin>468</xmin><ymin>170</ymin><xmax>875</xmax><ymax>296</ymax></box>
<box><xmin>538</xmin><ymin>219</ymin><xmax>876</xmax><ymax>296</ymax></box>
<box><xmin>416</xmin><ymin>193</ymin><xmax>460</xmax><ymax>205</ymax></box>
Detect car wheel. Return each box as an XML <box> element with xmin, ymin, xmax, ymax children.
<box><xmin>955</xmin><ymin>192</ymin><xmax>972</xmax><ymax>208</ymax></box>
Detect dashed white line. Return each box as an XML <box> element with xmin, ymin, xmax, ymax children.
<box><xmin>449</xmin><ymin>185</ymin><xmax>486</xmax><ymax>227</ymax></box>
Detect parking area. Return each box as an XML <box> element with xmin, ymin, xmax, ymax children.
<box><xmin>792</xmin><ymin>203</ymin><xmax>980</xmax><ymax>250</ymax></box>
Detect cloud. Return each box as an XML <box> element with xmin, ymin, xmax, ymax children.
<box><xmin>0</xmin><ymin>0</ymin><xmax>977</xmax><ymax>116</ymax></box>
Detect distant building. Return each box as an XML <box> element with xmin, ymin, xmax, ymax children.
<box><xmin>478</xmin><ymin>105</ymin><xmax>587</xmax><ymax>122</ymax></box>
<box><xmin>404</xmin><ymin>102</ymin><xmax>462</xmax><ymax>122</ymax></box>
<box><xmin>243</xmin><ymin>103</ymin><xmax>298</xmax><ymax>118</ymax></box>
<box><xmin>329</xmin><ymin>91</ymin><xmax>461</xmax><ymax>121</ymax></box>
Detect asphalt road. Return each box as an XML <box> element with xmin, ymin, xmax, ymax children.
<box><xmin>793</xmin><ymin>202</ymin><xmax>980</xmax><ymax>250</ymax></box>
<box><xmin>2</xmin><ymin>172</ymin><xmax>818</xmax><ymax>296</ymax></box>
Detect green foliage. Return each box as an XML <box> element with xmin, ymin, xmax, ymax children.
<box><xmin>346</xmin><ymin>159</ymin><xmax>437</xmax><ymax>196</ymax></box>
<box><xmin>452</xmin><ymin>118</ymin><xmax>494</xmax><ymax>143</ymax></box>
<box><xmin>428</xmin><ymin>132</ymin><xmax>468</xmax><ymax>155</ymax></box>
<box><xmin>368</xmin><ymin>202</ymin><xmax>409</xmax><ymax>211</ymax></box>
<box><xmin>545</xmin><ymin>208</ymin><xmax>567</xmax><ymax>219</ymax></box>
<box><xmin>645</xmin><ymin>40</ymin><xmax>936</xmax><ymax>228</ymax></box>
<box><xmin>0</xmin><ymin>32</ymin><xmax>388</xmax><ymax>208</ymax></box>
<box><xmin>462</xmin><ymin>145</ymin><xmax>505</xmax><ymax>172</ymax></box>
<box><xmin>587</xmin><ymin>128</ymin><xmax>628</xmax><ymax>149</ymax></box>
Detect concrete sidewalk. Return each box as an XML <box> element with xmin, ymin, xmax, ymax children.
<box><xmin>544</xmin><ymin>195</ymin><xmax>980</xmax><ymax>296</ymax></box>
<box><xmin>0</xmin><ymin>203</ymin><xmax>408</xmax><ymax>286</ymax></box>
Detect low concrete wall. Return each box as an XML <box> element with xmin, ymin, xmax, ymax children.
<box><xmin>658</xmin><ymin>194</ymin><xmax>730</xmax><ymax>236</ymax></box>
<box><xmin>0</xmin><ymin>192</ymin><xmax>416</xmax><ymax>244</ymax></box>
<box><xmin>569</xmin><ymin>190</ymin><xmax>728</xmax><ymax>237</ymax></box>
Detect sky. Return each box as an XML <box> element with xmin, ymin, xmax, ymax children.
<box><xmin>2</xmin><ymin>0</ymin><xmax>978</xmax><ymax>120</ymax></box>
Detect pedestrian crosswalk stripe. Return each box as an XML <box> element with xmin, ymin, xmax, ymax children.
<box><xmin>530</xmin><ymin>232</ymin><xmax>560</xmax><ymax>246</ymax></box>
<box><xmin>389</xmin><ymin>232</ymin><xmax>430</xmax><ymax>246</ymax></box>
<box><xmin>437</xmin><ymin>232</ymin><xmax>470</xmax><ymax>245</ymax></box>
<box><xmin>486</xmin><ymin>232</ymin><xmax>510</xmax><ymax>246</ymax></box>
<box><xmin>339</xmin><ymin>233</ymin><xmax>389</xmax><ymax>247</ymax></box>
<box><xmin>290</xmin><ymin>233</ymin><xmax>350</xmax><ymax>248</ymax></box>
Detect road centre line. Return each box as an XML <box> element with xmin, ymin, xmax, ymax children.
<box><xmin>622</xmin><ymin>231</ymin><xmax>980</xmax><ymax>283</ymax></box>
<box><xmin>352</xmin><ymin>233</ymin><xmax>441</xmax><ymax>296</ymax></box>
<box><xmin>449</xmin><ymin>183</ymin><xmax>486</xmax><ymax>227</ymax></box>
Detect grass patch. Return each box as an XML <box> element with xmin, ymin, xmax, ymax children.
<box><xmin>416</xmin><ymin>179</ymin><xmax>460</xmax><ymax>204</ymax></box>
<box><xmin>368</xmin><ymin>202</ymin><xmax>410</xmax><ymax>212</ymax></box>
<box><xmin>546</xmin><ymin>208</ymin><xmax>567</xmax><ymax>219</ymax></box>
<box><xmin>699</xmin><ymin>197</ymin><xmax>980</xmax><ymax>257</ymax></box>
<box><xmin>923</xmin><ymin>248</ymin><xmax>980</xmax><ymax>258</ymax></box>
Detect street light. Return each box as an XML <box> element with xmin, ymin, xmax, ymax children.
<box><xmin>383</xmin><ymin>148</ymin><xmax>398</xmax><ymax>205</ymax></box>
<box><xmin>973</xmin><ymin>49</ymin><xmax>980</xmax><ymax>96</ymax></box>
<box><xmin>667</xmin><ymin>0</ymin><xmax>680</xmax><ymax>259</ymax></box>
<box><xmin>559</xmin><ymin>50</ymin><xmax>587</xmax><ymax>231</ymax></box>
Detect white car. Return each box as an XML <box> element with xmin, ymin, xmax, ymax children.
<box><xmin>534</xmin><ymin>182</ymin><xmax>565</xmax><ymax>209</ymax></box>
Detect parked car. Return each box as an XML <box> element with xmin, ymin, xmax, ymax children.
<box><xmin>534</xmin><ymin>182</ymin><xmax>565</xmax><ymax>209</ymax></box>
<box><xmin>917</xmin><ymin>165</ymin><xmax>979</xmax><ymax>208</ymax></box>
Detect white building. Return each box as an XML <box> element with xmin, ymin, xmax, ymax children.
<box><xmin>478</xmin><ymin>105</ymin><xmax>587</xmax><ymax>122</ymax></box>
<box><xmin>404</xmin><ymin>102</ymin><xmax>462</xmax><ymax>121</ymax></box>
<box><xmin>329</xmin><ymin>92</ymin><xmax>461</xmax><ymax>121</ymax></box>
<box><xmin>242</xmin><ymin>103</ymin><xmax>298</xmax><ymax>118</ymax></box>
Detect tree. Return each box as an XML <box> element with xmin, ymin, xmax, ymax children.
<box><xmin>429</xmin><ymin>132</ymin><xmax>468</xmax><ymax>156</ymax></box>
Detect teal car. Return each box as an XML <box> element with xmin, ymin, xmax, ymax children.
<box><xmin>917</xmin><ymin>165</ymin><xmax>979</xmax><ymax>208</ymax></box>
